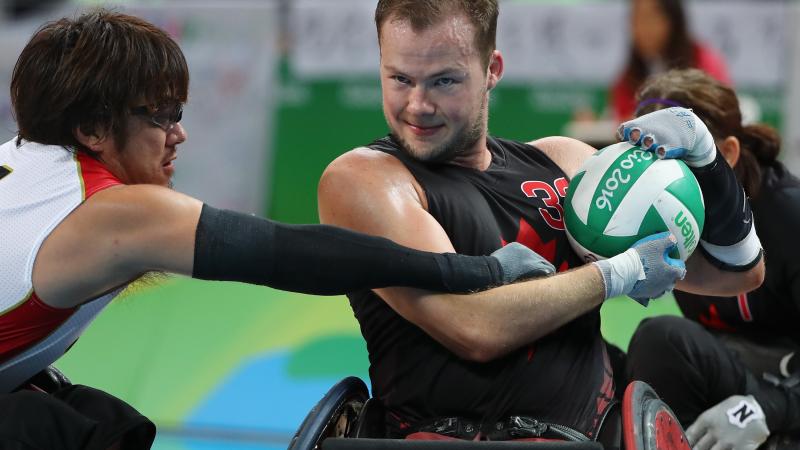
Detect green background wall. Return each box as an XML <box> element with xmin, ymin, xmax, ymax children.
<box><xmin>268</xmin><ymin>61</ymin><xmax>782</xmax><ymax>224</ymax></box>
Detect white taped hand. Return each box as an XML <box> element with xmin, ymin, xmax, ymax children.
<box><xmin>686</xmin><ymin>395</ymin><xmax>770</xmax><ymax>450</ymax></box>
<box><xmin>617</xmin><ymin>107</ymin><xmax>717</xmax><ymax>168</ymax></box>
<box><xmin>593</xmin><ymin>231</ymin><xmax>686</xmax><ymax>306</ymax></box>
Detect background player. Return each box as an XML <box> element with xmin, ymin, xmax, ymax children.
<box><xmin>626</xmin><ymin>68</ymin><xmax>800</xmax><ymax>450</ymax></box>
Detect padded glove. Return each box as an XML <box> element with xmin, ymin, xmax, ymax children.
<box><xmin>686</xmin><ymin>395</ymin><xmax>770</xmax><ymax>450</ymax></box>
<box><xmin>593</xmin><ymin>232</ymin><xmax>686</xmax><ymax>306</ymax></box>
<box><xmin>490</xmin><ymin>242</ymin><xmax>556</xmax><ymax>284</ymax></box>
<box><xmin>618</xmin><ymin>107</ymin><xmax>717</xmax><ymax>168</ymax></box>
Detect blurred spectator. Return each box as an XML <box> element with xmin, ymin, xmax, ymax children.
<box><xmin>2</xmin><ymin>0</ymin><xmax>65</xmax><ymax>20</ymax></box>
<box><xmin>610</xmin><ymin>0</ymin><xmax>731</xmax><ymax>121</ymax></box>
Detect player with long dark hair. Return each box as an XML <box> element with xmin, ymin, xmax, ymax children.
<box><xmin>627</xmin><ymin>68</ymin><xmax>800</xmax><ymax>450</ymax></box>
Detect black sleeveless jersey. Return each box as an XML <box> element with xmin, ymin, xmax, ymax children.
<box><xmin>676</xmin><ymin>163</ymin><xmax>800</xmax><ymax>344</ymax></box>
<box><xmin>347</xmin><ymin>135</ymin><xmax>614</xmax><ymax>438</ymax></box>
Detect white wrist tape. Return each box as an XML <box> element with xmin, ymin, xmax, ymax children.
<box><xmin>594</xmin><ymin>248</ymin><xmax>645</xmax><ymax>299</ymax></box>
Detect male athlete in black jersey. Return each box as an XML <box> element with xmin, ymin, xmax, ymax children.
<box><xmin>626</xmin><ymin>69</ymin><xmax>800</xmax><ymax>450</ymax></box>
<box><xmin>318</xmin><ymin>0</ymin><xmax>764</xmax><ymax>444</ymax></box>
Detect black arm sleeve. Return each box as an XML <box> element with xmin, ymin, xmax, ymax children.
<box><xmin>693</xmin><ymin>151</ymin><xmax>762</xmax><ymax>270</ymax></box>
<box><xmin>694</xmin><ymin>152</ymin><xmax>752</xmax><ymax>245</ymax></box>
<box><xmin>192</xmin><ymin>204</ymin><xmax>504</xmax><ymax>295</ymax></box>
<box><xmin>750</xmin><ymin>372</ymin><xmax>800</xmax><ymax>432</ymax></box>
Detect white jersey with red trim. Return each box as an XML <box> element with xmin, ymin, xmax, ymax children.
<box><xmin>0</xmin><ymin>137</ymin><xmax>122</xmax><ymax>392</ymax></box>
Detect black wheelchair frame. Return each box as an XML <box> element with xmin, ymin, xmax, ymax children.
<box><xmin>288</xmin><ymin>376</ymin><xmax>372</xmax><ymax>450</ymax></box>
<box><xmin>287</xmin><ymin>376</ymin><xmax>705</xmax><ymax>450</ymax></box>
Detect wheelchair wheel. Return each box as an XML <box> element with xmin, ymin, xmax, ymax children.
<box><xmin>288</xmin><ymin>376</ymin><xmax>369</xmax><ymax>450</ymax></box>
<box><xmin>622</xmin><ymin>381</ymin><xmax>690</xmax><ymax>450</ymax></box>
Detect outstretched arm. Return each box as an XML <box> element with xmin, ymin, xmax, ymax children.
<box><xmin>33</xmin><ymin>182</ymin><xmax>539</xmax><ymax>309</ymax></box>
<box><xmin>190</xmin><ymin>203</ymin><xmax>543</xmax><ymax>295</ymax></box>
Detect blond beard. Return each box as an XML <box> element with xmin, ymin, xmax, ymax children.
<box><xmin>390</xmin><ymin>89</ymin><xmax>488</xmax><ymax>164</ymax></box>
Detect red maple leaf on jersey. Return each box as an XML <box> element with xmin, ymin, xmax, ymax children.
<box><xmin>501</xmin><ymin>218</ymin><xmax>570</xmax><ymax>272</ymax></box>
<box><xmin>699</xmin><ymin>304</ymin><xmax>736</xmax><ymax>332</ymax></box>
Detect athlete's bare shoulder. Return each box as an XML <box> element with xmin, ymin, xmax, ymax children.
<box><xmin>527</xmin><ymin>136</ymin><xmax>596</xmax><ymax>179</ymax></box>
<box><xmin>79</xmin><ymin>183</ymin><xmax>200</xmax><ymax>226</ymax></box>
<box><xmin>319</xmin><ymin>146</ymin><xmax>427</xmax><ymax>213</ymax></box>
<box><xmin>33</xmin><ymin>184</ymin><xmax>202</xmax><ymax>308</ymax></box>
<box><xmin>324</xmin><ymin>146</ymin><xmax>414</xmax><ymax>184</ymax></box>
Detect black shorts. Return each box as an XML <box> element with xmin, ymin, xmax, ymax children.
<box><xmin>0</xmin><ymin>384</ymin><xmax>155</xmax><ymax>449</ymax></box>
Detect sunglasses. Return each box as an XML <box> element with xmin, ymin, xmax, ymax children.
<box><xmin>130</xmin><ymin>103</ymin><xmax>183</xmax><ymax>131</ymax></box>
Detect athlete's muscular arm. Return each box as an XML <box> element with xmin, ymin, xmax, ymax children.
<box><xmin>533</xmin><ymin>136</ymin><xmax>764</xmax><ymax>297</ymax></box>
<box><xmin>679</xmin><ymin>253</ymin><xmax>764</xmax><ymax>296</ymax></box>
<box><xmin>319</xmin><ymin>147</ymin><xmax>606</xmax><ymax>362</ymax></box>
<box><xmin>32</xmin><ymin>185</ymin><xmax>203</xmax><ymax>308</ymax></box>
<box><xmin>33</xmin><ymin>180</ymin><xmax>524</xmax><ymax>308</ymax></box>
<box><xmin>528</xmin><ymin>136</ymin><xmax>596</xmax><ymax>174</ymax></box>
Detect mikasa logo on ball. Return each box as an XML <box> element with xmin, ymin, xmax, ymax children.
<box><xmin>564</xmin><ymin>142</ymin><xmax>705</xmax><ymax>262</ymax></box>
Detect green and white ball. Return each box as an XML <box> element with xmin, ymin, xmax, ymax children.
<box><xmin>564</xmin><ymin>142</ymin><xmax>705</xmax><ymax>262</ymax></box>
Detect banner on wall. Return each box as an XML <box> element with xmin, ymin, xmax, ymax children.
<box><xmin>130</xmin><ymin>4</ymin><xmax>280</xmax><ymax>215</ymax></box>
<box><xmin>289</xmin><ymin>0</ymin><xmax>379</xmax><ymax>78</ymax></box>
<box><xmin>782</xmin><ymin>3</ymin><xmax>800</xmax><ymax>174</ymax></box>
<box><xmin>0</xmin><ymin>20</ymin><xmax>35</xmax><ymax>141</ymax></box>
<box><xmin>288</xmin><ymin>0</ymin><xmax>786</xmax><ymax>89</ymax></box>
<box><xmin>497</xmin><ymin>2</ymin><xmax>627</xmax><ymax>83</ymax></box>
<box><xmin>0</xmin><ymin>2</ymin><xmax>280</xmax><ymax>214</ymax></box>
<box><xmin>688</xmin><ymin>2</ymin><xmax>786</xmax><ymax>88</ymax></box>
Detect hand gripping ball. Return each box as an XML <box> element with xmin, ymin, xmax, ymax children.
<box><xmin>564</xmin><ymin>142</ymin><xmax>704</xmax><ymax>262</ymax></box>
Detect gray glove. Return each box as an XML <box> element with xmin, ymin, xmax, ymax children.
<box><xmin>617</xmin><ymin>107</ymin><xmax>717</xmax><ymax>168</ymax></box>
<box><xmin>686</xmin><ymin>395</ymin><xmax>770</xmax><ymax>450</ymax></box>
<box><xmin>490</xmin><ymin>242</ymin><xmax>556</xmax><ymax>284</ymax></box>
<box><xmin>593</xmin><ymin>231</ymin><xmax>686</xmax><ymax>306</ymax></box>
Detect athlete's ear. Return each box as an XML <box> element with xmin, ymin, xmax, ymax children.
<box><xmin>73</xmin><ymin>125</ymin><xmax>109</xmax><ymax>155</ymax></box>
<box><xmin>487</xmin><ymin>50</ymin><xmax>504</xmax><ymax>91</ymax></box>
<box><xmin>718</xmin><ymin>135</ymin><xmax>740</xmax><ymax>168</ymax></box>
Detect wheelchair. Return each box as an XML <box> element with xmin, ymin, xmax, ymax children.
<box><xmin>288</xmin><ymin>377</ymin><xmax>690</xmax><ymax>450</ymax></box>
<box><xmin>11</xmin><ymin>365</ymin><xmax>72</xmax><ymax>393</ymax></box>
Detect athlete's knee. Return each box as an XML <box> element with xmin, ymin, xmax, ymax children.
<box><xmin>630</xmin><ymin>316</ymin><xmax>707</xmax><ymax>354</ymax></box>
<box><xmin>630</xmin><ymin>316</ymin><xmax>680</xmax><ymax>353</ymax></box>
<box><xmin>627</xmin><ymin>316</ymin><xmax>705</xmax><ymax>376</ymax></box>
<box><xmin>0</xmin><ymin>390</ymin><xmax>56</xmax><ymax>412</ymax></box>
<box><xmin>0</xmin><ymin>390</ymin><xmax>72</xmax><ymax>430</ymax></box>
